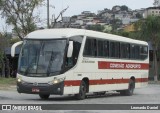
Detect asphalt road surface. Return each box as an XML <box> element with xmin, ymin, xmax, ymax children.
<box><xmin>0</xmin><ymin>84</ymin><xmax>160</xmax><ymax>113</ymax></box>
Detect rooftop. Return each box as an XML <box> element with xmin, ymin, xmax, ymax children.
<box><xmin>25</xmin><ymin>28</ymin><xmax>147</xmax><ymax>45</ymax></box>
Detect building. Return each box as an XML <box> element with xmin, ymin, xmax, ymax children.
<box><xmin>122</xmin><ymin>18</ymin><xmax>139</xmax><ymax>25</ymax></box>
<box><xmin>143</xmin><ymin>7</ymin><xmax>160</xmax><ymax>18</ymax></box>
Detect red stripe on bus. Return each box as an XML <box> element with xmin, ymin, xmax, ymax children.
<box><xmin>135</xmin><ymin>78</ymin><xmax>148</xmax><ymax>83</ymax></box>
<box><xmin>98</xmin><ymin>61</ymin><xmax>149</xmax><ymax>70</ymax></box>
<box><xmin>89</xmin><ymin>79</ymin><xmax>129</xmax><ymax>85</ymax></box>
<box><xmin>64</xmin><ymin>78</ymin><xmax>148</xmax><ymax>86</ymax></box>
<box><xmin>64</xmin><ymin>80</ymin><xmax>81</xmax><ymax>86</ymax></box>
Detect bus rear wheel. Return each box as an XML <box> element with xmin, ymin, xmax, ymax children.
<box><xmin>120</xmin><ymin>79</ymin><xmax>135</xmax><ymax>96</ymax></box>
<box><xmin>75</xmin><ymin>81</ymin><xmax>87</xmax><ymax>100</ymax></box>
<box><xmin>39</xmin><ymin>94</ymin><xmax>50</xmax><ymax>99</ymax></box>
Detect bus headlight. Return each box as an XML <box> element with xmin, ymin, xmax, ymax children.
<box><xmin>49</xmin><ymin>77</ymin><xmax>65</xmax><ymax>85</ymax></box>
<box><xmin>17</xmin><ymin>77</ymin><xmax>26</xmax><ymax>84</ymax></box>
<box><xmin>17</xmin><ymin>77</ymin><xmax>22</xmax><ymax>83</ymax></box>
<box><xmin>53</xmin><ymin>79</ymin><xmax>59</xmax><ymax>84</ymax></box>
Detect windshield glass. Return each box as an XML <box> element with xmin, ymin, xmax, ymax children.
<box><xmin>18</xmin><ymin>39</ymin><xmax>67</xmax><ymax>76</ymax></box>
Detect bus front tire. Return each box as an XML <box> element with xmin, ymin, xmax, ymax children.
<box><xmin>39</xmin><ymin>94</ymin><xmax>50</xmax><ymax>99</ymax></box>
<box><xmin>75</xmin><ymin>81</ymin><xmax>87</xmax><ymax>100</ymax></box>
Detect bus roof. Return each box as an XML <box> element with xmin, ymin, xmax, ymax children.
<box><xmin>25</xmin><ymin>28</ymin><xmax>148</xmax><ymax>45</ymax></box>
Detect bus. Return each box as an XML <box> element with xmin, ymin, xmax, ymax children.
<box><xmin>11</xmin><ymin>28</ymin><xmax>149</xmax><ymax>100</ymax></box>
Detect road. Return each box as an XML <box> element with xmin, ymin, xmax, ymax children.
<box><xmin>0</xmin><ymin>84</ymin><xmax>160</xmax><ymax>113</ymax></box>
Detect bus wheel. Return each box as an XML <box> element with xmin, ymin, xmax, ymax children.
<box><xmin>120</xmin><ymin>79</ymin><xmax>135</xmax><ymax>96</ymax></box>
<box><xmin>126</xmin><ymin>79</ymin><xmax>135</xmax><ymax>96</ymax></box>
<box><xmin>75</xmin><ymin>81</ymin><xmax>87</xmax><ymax>100</ymax></box>
<box><xmin>39</xmin><ymin>94</ymin><xmax>50</xmax><ymax>99</ymax></box>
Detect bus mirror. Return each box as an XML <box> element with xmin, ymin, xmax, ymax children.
<box><xmin>11</xmin><ymin>41</ymin><xmax>23</xmax><ymax>57</ymax></box>
<box><xmin>67</xmin><ymin>41</ymin><xmax>73</xmax><ymax>58</ymax></box>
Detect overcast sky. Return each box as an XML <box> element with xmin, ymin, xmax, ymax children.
<box><xmin>0</xmin><ymin>0</ymin><xmax>154</xmax><ymax>32</ymax></box>
<box><xmin>50</xmin><ymin>0</ymin><xmax>153</xmax><ymax>16</ymax></box>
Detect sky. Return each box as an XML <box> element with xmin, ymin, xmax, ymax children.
<box><xmin>0</xmin><ymin>0</ymin><xmax>154</xmax><ymax>32</ymax></box>
<box><xmin>49</xmin><ymin>0</ymin><xmax>153</xmax><ymax>16</ymax></box>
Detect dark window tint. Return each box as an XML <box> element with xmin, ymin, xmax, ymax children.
<box><xmin>66</xmin><ymin>36</ymin><xmax>83</xmax><ymax>67</ymax></box>
<box><xmin>83</xmin><ymin>38</ymin><xmax>97</xmax><ymax>56</ymax></box>
<box><xmin>140</xmin><ymin>46</ymin><xmax>148</xmax><ymax>60</ymax></box>
<box><xmin>120</xmin><ymin>43</ymin><xmax>130</xmax><ymax>59</ymax></box>
<box><xmin>110</xmin><ymin>42</ymin><xmax>120</xmax><ymax>58</ymax></box>
<box><xmin>83</xmin><ymin>37</ymin><xmax>148</xmax><ymax>61</ymax></box>
<box><xmin>130</xmin><ymin>44</ymin><xmax>140</xmax><ymax>59</ymax></box>
<box><xmin>97</xmin><ymin>40</ymin><xmax>109</xmax><ymax>57</ymax></box>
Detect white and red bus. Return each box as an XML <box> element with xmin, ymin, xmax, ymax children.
<box><xmin>11</xmin><ymin>28</ymin><xmax>149</xmax><ymax>100</ymax></box>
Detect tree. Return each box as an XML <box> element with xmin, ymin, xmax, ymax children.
<box><xmin>110</xmin><ymin>19</ymin><xmax>122</xmax><ymax>32</ymax></box>
<box><xmin>134</xmin><ymin>16</ymin><xmax>160</xmax><ymax>81</ymax></box>
<box><xmin>121</xmin><ymin>5</ymin><xmax>128</xmax><ymax>11</ymax></box>
<box><xmin>0</xmin><ymin>0</ymin><xmax>44</xmax><ymax>40</ymax></box>
<box><xmin>153</xmin><ymin>0</ymin><xmax>160</xmax><ymax>7</ymax></box>
<box><xmin>10</xmin><ymin>37</ymin><xmax>21</xmax><ymax>45</ymax></box>
<box><xmin>0</xmin><ymin>32</ymin><xmax>9</xmax><ymax>77</ymax></box>
<box><xmin>87</xmin><ymin>24</ymin><xmax>105</xmax><ymax>32</ymax></box>
<box><xmin>118</xmin><ymin>31</ymin><xmax>129</xmax><ymax>37</ymax></box>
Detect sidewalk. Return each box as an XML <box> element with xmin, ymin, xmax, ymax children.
<box><xmin>0</xmin><ymin>85</ymin><xmax>16</xmax><ymax>91</ymax></box>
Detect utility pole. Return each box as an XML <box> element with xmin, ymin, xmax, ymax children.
<box><xmin>47</xmin><ymin>0</ymin><xmax>50</xmax><ymax>28</ymax></box>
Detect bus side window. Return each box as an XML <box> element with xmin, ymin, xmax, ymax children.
<box><xmin>120</xmin><ymin>43</ymin><xmax>130</xmax><ymax>59</ymax></box>
<box><xmin>130</xmin><ymin>44</ymin><xmax>140</xmax><ymax>60</ymax></box>
<box><xmin>83</xmin><ymin>38</ymin><xmax>97</xmax><ymax>57</ymax></box>
<box><xmin>140</xmin><ymin>46</ymin><xmax>148</xmax><ymax>60</ymax></box>
<box><xmin>97</xmin><ymin>40</ymin><xmax>109</xmax><ymax>57</ymax></box>
<box><xmin>66</xmin><ymin>36</ymin><xmax>83</xmax><ymax>67</ymax></box>
<box><xmin>110</xmin><ymin>41</ymin><xmax>120</xmax><ymax>58</ymax></box>
<box><xmin>72</xmin><ymin>41</ymin><xmax>81</xmax><ymax>64</ymax></box>
<box><xmin>104</xmin><ymin>41</ymin><xmax>109</xmax><ymax>57</ymax></box>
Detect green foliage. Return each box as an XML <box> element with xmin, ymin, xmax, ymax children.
<box><xmin>134</xmin><ymin>16</ymin><xmax>160</xmax><ymax>81</ymax></box>
<box><xmin>110</xmin><ymin>19</ymin><xmax>122</xmax><ymax>32</ymax></box>
<box><xmin>87</xmin><ymin>24</ymin><xmax>105</xmax><ymax>32</ymax></box>
<box><xmin>128</xmin><ymin>31</ymin><xmax>141</xmax><ymax>40</ymax></box>
<box><xmin>117</xmin><ymin>31</ymin><xmax>129</xmax><ymax>37</ymax></box>
<box><xmin>0</xmin><ymin>32</ymin><xmax>10</xmax><ymax>75</ymax></box>
<box><xmin>0</xmin><ymin>35</ymin><xmax>4</xmax><ymax>70</ymax></box>
<box><xmin>0</xmin><ymin>0</ymin><xmax>44</xmax><ymax>39</ymax></box>
<box><xmin>0</xmin><ymin>77</ymin><xmax>16</xmax><ymax>85</ymax></box>
<box><xmin>10</xmin><ymin>38</ymin><xmax>21</xmax><ymax>45</ymax></box>
<box><xmin>0</xmin><ymin>52</ymin><xmax>4</xmax><ymax>65</ymax></box>
<box><xmin>135</xmin><ymin>16</ymin><xmax>160</xmax><ymax>46</ymax></box>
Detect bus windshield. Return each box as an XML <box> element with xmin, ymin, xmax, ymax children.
<box><xmin>18</xmin><ymin>39</ymin><xmax>67</xmax><ymax>77</ymax></box>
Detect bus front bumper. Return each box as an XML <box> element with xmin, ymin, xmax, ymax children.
<box><xmin>17</xmin><ymin>81</ymin><xmax>64</xmax><ymax>95</ymax></box>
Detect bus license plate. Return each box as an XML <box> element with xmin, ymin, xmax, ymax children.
<box><xmin>32</xmin><ymin>88</ymin><xmax>40</xmax><ymax>92</ymax></box>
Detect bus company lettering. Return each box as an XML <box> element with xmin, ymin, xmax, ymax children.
<box><xmin>110</xmin><ymin>63</ymin><xmax>141</xmax><ymax>69</ymax></box>
<box><xmin>110</xmin><ymin>63</ymin><xmax>124</xmax><ymax>69</ymax></box>
<box><xmin>98</xmin><ymin>61</ymin><xmax>146</xmax><ymax>69</ymax></box>
<box><xmin>126</xmin><ymin>64</ymin><xmax>141</xmax><ymax>69</ymax></box>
